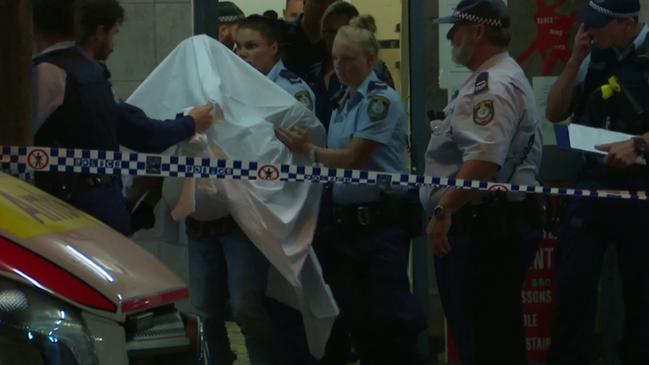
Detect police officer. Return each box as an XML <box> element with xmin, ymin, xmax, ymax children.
<box><xmin>306</xmin><ymin>0</ymin><xmax>395</xmax><ymax>129</ymax></box>
<box><xmin>237</xmin><ymin>14</ymin><xmax>316</xmax><ymax>112</ymax></box>
<box><xmin>421</xmin><ymin>1</ymin><xmax>543</xmax><ymax>363</ymax></box>
<box><xmin>545</xmin><ymin>1</ymin><xmax>649</xmax><ymax>364</ymax></box>
<box><xmin>283</xmin><ymin>0</ymin><xmax>304</xmax><ymax>23</ymax></box>
<box><xmin>216</xmin><ymin>1</ymin><xmax>246</xmax><ymax>51</ymax></box>
<box><xmin>281</xmin><ymin>0</ymin><xmax>335</xmax><ymax>78</ymax></box>
<box><xmin>32</xmin><ymin>0</ymin><xmax>214</xmax><ymax>236</ymax></box>
<box><xmin>234</xmin><ymin>14</ymin><xmax>318</xmax><ymax>365</ymax></box>
<box><xmin>276</xmin><ymin>15</ymin><xmax>425</xmax><ymax>365</ymax></box>
<box><xmin>73</xmin><ymin>0</ymin><xmax>217</xmax><ymax>235</ymax></box>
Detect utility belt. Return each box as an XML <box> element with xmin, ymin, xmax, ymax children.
<box><xmin>450</xmin><ymin>194</ymin><xmax>544</xmax><ymax>236</ymax></box>
<box><xmin>332</xmin><ymin>191</ymin><xmax>422</xmax><ymax>237</ymax></box>
<box><xmin>35</xmin><ymin>172</ymin><xmax>119</xmax><ymax>202</ymax></box>
<box><xmin>186</xmin><ymin>215</ymin><xmax>238</xmax><ymax>240</ymax></box>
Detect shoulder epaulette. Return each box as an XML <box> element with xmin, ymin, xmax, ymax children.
<box><xmin>634</xmin><ymin>31</ymin><xmax>649</xmax><ymax>65</ymax></box>
<box><xmin>368</xmin><ymin>80</ymin><xmax>388</xmax><ymax>93</ymax></box>
<box><xmin>474</xmin><ymin>72</ymin><xmax>489</xmax><ymax>94</ymax></box>
<box><xmin>331</xmin><ymin>88</ymin><xmax>346</xmax><ymax>110</ymax></box>
<box><xmin>280</xmin><ymin>69</ymin><xmax>302</xmax><ymax>84</ymax></box>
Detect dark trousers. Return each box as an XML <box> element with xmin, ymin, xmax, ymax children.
<box><xmin>327</xmin><ymin>223</ymin><xmax>426</xmax><ymax>365</ymax></box>
<box><xmin>548</xmin><ymin>185</ymin><xmax>649</xmax><ymax>365</ymax></box>
<box><xmin>436</xmin><ymin>197</ymin><xmax>542</xmax><ymax>365</ymax></box>
<box><xmin>266</xmin><ymin>298</ymin><xmax>318</xmax><ymax>365</ymax></box>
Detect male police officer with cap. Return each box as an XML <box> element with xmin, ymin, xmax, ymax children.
<box><xmin>421</xmin><ymin>0</ymin><xmax>543</xmax><ymax>363</ymax></box>
<box><xmin>216</xmin><ymin>1</ymin><xmax>245</xmax><ymax>50</ymax></box>
<box><xmin>546</xmin><ymin>1</ymin><xmax>649</xmax><ymax>364</ymax></box>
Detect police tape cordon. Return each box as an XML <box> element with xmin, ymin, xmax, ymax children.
<box><xmin>0</xmin><ymin>145</ymin><xmax>646</xmax><ymax>201</ymax></box>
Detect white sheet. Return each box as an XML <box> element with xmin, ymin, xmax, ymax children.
<box><xmin>127</xmin><ymin>35</ymin><xmax>338</xmax><ymax>358</ymax></box>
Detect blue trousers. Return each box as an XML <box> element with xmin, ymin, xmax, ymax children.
<box><xmin>549</xmin><ymin>181</ymin><xmax>649</xmax><ymax>365</ymax></box>
<box><xmin>188</xmin><ymin>226</ymin><xmax>279</xmax><ymax>365</ymax></box>
<box><xmin>436</xmin><ymin>198</ymin><xmax>542</xmax><ymax>365</ymax></box>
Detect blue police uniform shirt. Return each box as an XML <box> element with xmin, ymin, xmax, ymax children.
<box><xmin>575</xmin><ymin>24</ymin><xmax>649</xmax><ymax>86</ymax></box>
<box><xmin>268</xmin><ymin>59</ymin><xmax>316</xmax><ymax>112</ymax></box>
<box><xmin>307</xmin><ymin>60</ymin><xmax>395</xmax><ymax>131</ymax></box>
<box><xmin>575</xmin><ymin>24</ymin><xmax>649</xmax><ymax>85</ymax></box>
<box><xmin>420</xmin><ymin>52</ymin><xmax>543</xmax><ymax>212</ymax></box>
<box><xmin>328</xmin><ymin>71</ymin><xmax>408</xmax><ymax>205</ymax></box>
<box><xmin>306</xmin><ymin>62</ymin><xmax>344</xmax><ymax>131</ymax></box>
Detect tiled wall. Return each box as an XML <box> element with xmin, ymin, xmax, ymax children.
<box><xmin>107</xmin><ymin>0</ymin><xmax>193</xmax><ymax>100</ymax></box>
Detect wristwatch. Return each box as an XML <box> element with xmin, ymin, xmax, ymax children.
<box><xmin>632</xmin><ymin>136</ymin><xmax>648</xmax><ymax>160</ymax></box>
<box><xmin>433</xmin><ymin>205</ymin><xmax>448</xmax><ymax>221</ymax></box>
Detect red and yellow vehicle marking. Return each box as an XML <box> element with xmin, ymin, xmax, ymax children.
<box><xmin>0</xmin><ymin>174</ymin><xmax>100</xmax><ymax>238</ymax></box>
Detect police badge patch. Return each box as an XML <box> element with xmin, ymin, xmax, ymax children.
<box><xmin>368</xmin><ymin>96</ymin><xmax>390</xmax><ymax>122</ymax></box>
<box><xmin>473</xmin><ymin>100</ymin><xmax>495</xmax><ymax>126</ymax></box>
<box><xmin>295</xmin><ymin>91</ymin><xmax>314</xmax><ymax>111</ymax></box>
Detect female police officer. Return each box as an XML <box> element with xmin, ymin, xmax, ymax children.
<box><xmin>236</xmin><ymin>14</ymin><xmax>316</xmax><ymax>112</ymax></box>
<box><xmin>235</xmin><ymin>15</ymin><xmax>322</xmax><ymax>365</ymax></box>
<box><xmin>276</xmin><ymin>15</ymin><xmax>425</xmax><ymax>365</ymax></box>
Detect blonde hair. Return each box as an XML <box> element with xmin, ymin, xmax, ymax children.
<box><xmin>336</xmin><ymin>15</ymin><xmax>379</xmax><ymax>56</ymax></box>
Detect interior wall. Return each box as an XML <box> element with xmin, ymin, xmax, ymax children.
<box><xmin>107</xmin><ymin>0</ymin><xmax>193</xmax><ymax>100</ymax></box>
<box><xmin>232</xmin><ymin>0</ymin><xmax>285</xmax><ymax>17</ymax></box>
<box><xmin>352</xmin><ymin>0</ymin><xmax>404</xmax><ymax>92</ymax></box>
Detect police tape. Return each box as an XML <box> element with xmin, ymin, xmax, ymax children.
<box><xmin>1</xmin><ymin>145</ymin><xmax>647</xmax><ymax>201</ymax></box>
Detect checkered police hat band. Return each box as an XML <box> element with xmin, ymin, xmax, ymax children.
<box><xmin>218</xmin><ymin>14</ymin><xmax>245</xmax><ymax>23</ymax></box>
<box><xmin>588</xmin><ymin>1</ymin><xmax>640</xmax><ymax>18</ymax></box>
<box><xmin>453</xmin><ymin>10</ymin><xmax>503</xmax><ymax>27</ymax></box>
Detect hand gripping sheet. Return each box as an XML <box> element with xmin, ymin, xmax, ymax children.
<box><xmin>127</xmin><ymin>35</ymin><xmax>338</xmax><ymax>358</ymax></box>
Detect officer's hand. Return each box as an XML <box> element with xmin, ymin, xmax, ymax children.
<box><xmin>274</xmin><ymin>127</ymin><xmax>312</xmax><ymax>158</ymax></box>
<box><xmin>570</xmin><ymin>24</ymin><xmax>592</xmax><ymax>66</ymax></box>
<box><xmin>427</xmin><ymin>216</ymin><xmax>452</xmax><ymax>257</ymax></box>
<box><xmin>596</xmin><ymin>140</ymin><xmax>637</xmax><ymax>168</ymax></box>
<box><xmin>190</xmin><ymin>104</ymin><xmax>215</xmax><ymax>134</ymax></box>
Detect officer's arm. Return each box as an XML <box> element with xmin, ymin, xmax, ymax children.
<box><xmin>546</xmin><ymin>24</ymin><xmax>592</xmax><ymax>123</ymax></box>
<box><xmin>546</xmin><ymin>60</ymin><xmax>582</xmax><ymax>123</ymax></box>
<box><xmin>312</xmin><ymin>137</ymin><xmax>379</xmax><ymax>169</ymax></box>
<box><xmin>116</xmin><ymin>102</ymin><xmax>195</xmax><ymax>153</ymax></box>
<box><xmin>437</xmin><ymin>160</ymin><xmax>499</xmax><ymax>214</ymax></box>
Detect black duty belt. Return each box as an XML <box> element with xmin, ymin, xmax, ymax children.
<box><xmin>186</xmin><ymin>215</ymin><xmax>238</xmax><ymax>239</ymax></box>
<box><xmin>332</xmin><ymin>192</ymin><xmax>423</xmax><ymax>236</ymax></box>
<box><xmin>450</xmin><ymin>194</ymin><xmax>544</xmax><ymax>234</ymax></box>
<box><xmin>332</xmin><ymin>201</ymin><xmax>386</xmax><ymax>227</ymax></box>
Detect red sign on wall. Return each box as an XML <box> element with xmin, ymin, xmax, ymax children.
<box><xmin>447</xmin><ymin>236</ymin><xmax>557</xmax><ymax>363</ymax></box>
<box><xmin>522</xmin><ymin>237</ymin><xmax>556</xmax><ymax>361</ymax></box>
<box><xmin>516</xmin><ymin>0</ymin><xmax>578</xmax><ymax>75</ymax></box>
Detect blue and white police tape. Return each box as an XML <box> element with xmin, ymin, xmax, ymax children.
<box><xmin>1</xmin><ymin>145</ymin><xmax>647</xmax><ymax>201</ymax></box>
